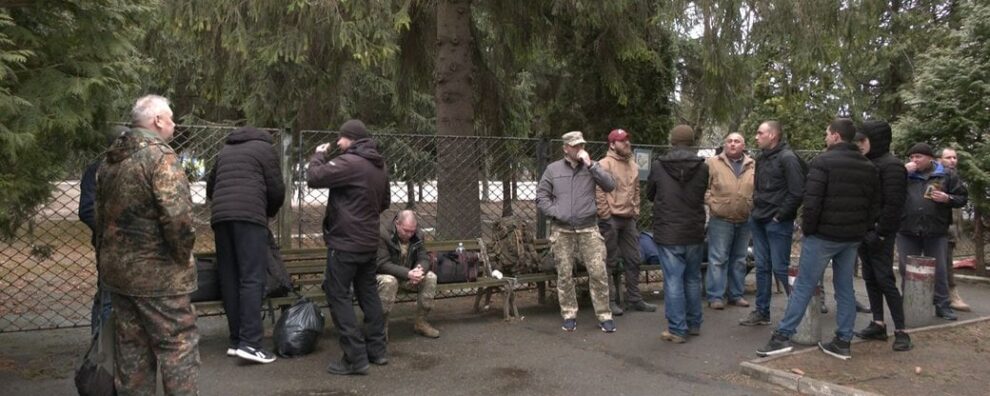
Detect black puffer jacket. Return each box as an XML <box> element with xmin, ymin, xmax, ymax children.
<box><xmin>646</xmin><ymin>147</ymin><xmax>708</xmax><ymax>245</ymax></box>
<box><xmin>207</xmin><ymin>127</ymin><xmax>285</xmax><ymax>226</ymax></box>
<box><xmin>900</xmin><ymin>162</ymin><xmax>967</xmax><ymax>237</ymax></box>
<box><xmin>860</xmin><ymin>121</ymin><xmax>907</xmax><ymax>237</ymax></box>
<box><xmin>306</xmin><ymin>138</ymin><xmax>390</xmax><ymax>253</ymax></box>
<box><xmin>752</xmin><ymin>142</ymin><xmax>805</xmax><ymax>222</ymax></box>
<box><xmin>801</xmin><ymin>142</ymin><xmax>880</xmax><ymax>242</ymax></box>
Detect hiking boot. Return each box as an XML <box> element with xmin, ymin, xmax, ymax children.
<box><xmin>855</xmin><ymin>322</ymin><xmax>888</xmax><ymax>341</ymax></box>
<box><xmin>708</xmin><ymin>300</ymin><xmax>725</xmax><ymax>310</ymax></box>
<box><xmin>936</xmin><ymin>306</ymin><xmax>958</xmax><ymax>321</ymax></box>
<box><xmin>236</xmin><ymin>346</ymin><xmax>276</xmax><ymax>364</ymax></box>
<box><xmin>661</xmin><ymin>330</ymin><xmax>686</xmax><ymax>344</ymax></box>
<box><xmin>326</xmin><ymin>356</ymin><xmax>369</xmax><ymax>376</ymax></box>
<box><xmin>756</xmin><ymin>332</ymin><xmax>793</xmax><ymax>357</ymax></box>
<box><xmin>599</xmin><ymin>320</ymin><xmax>617</xmax><ymax>333</ymax></box>
<box><xmin>855</xmin><ymin>300</ymin><xmax>872</xmax><ymax>314</ymax></box>
<box><xmin>609</xmin><ymin>301</ymin><xmax>624</xmax><ymax>316</ymax></box>
<box><xmin>739</xmin><ymin>311</ymin><xmax>770</xmax><ymax>326</ymax></box>
<box><xmin>688</xmin><ymin>327</ymin><xmax>700</xmax><ymax>336</ymax></box>
<box><xmin>414</xmin><ymin>317</ymin><xmax>440</xmax><ymax>338</ymax></box>
<box><xmin>627</xmin><ymin>300</ymin><xmax>658</xmax><ymax>312</ymax></box>
<box><xmin>949</xmin><ymin>287</ymin><xmax>972</xmax><ymax>312</ymax></box>
<box><xmin>728</xmin><ymin>298</ymin><xmax>750</xmax><ymax>307</ymax></box>
<box><xmin>893</xmin><ymin>331</ymin><xmax>913</xmax><ymax>352</ymax></box>
<box><xmin>561</xmin><ymin>318</ymin><xmax>577</xmax><ymax>332</ymax></box>
<box><xmin>818</xmin><ymin>337</ymin><xmax>852</xmax><ymax>360</ymax></box>
<box><xmin>369</xmin><ymin>354</ymin><xmax>389</xmax><ymax>366</ymax></box>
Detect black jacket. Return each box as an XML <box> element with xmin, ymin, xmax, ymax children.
<box><xmin>376</xmin><ymin>223</ymin><xmax>430</xmax><ymax>280</ymax></box>
<box><xmin>307</xmin><ymin>138</ymin><xmax>390</xmax><ymax>253</ymax></box>
<box><xmin>861</xmin><ymin>122</ymin><xmax>907</xmax><ymax>237</ymax></box>
<box><xmin>646</xmin><ymin>147</ymin><xmax>708</xmax><ymax>245</ymax></box>
<box><xmin>207</xmin><ymin>127</ymin><xmax>285</xmax><ymax>227</ymax></box>
<box><xmin>900</xmin><ymin>162</ymin><xmax>967</xmax><ymax>237</ymax></box>
<box><xmin>752</xmin><ymin>142</ymin><xmax>805</xmax><ymax>222</ymax></box>
<box><xmin>78</xmin><ymin>161</ymin><xmax>100</xmax><ymax>238</ymax></box>
<box><xmin>801</xmin><ymin>142</ymin><xmax>880</xmax><ymax>242</ymax></box>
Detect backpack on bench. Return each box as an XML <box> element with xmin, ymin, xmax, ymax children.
<box><xmin>487</xmin><ymin>216</ymin><xmax>544</xmax><ymax>275</ymax></box>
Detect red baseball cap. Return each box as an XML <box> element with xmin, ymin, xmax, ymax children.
<box><xmin>608</xmin><ymin>129</ymin><xmax>630</xmax><ymax>143</ymax></box>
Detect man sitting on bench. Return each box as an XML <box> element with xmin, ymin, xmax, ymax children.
<box><xmin>376</xmin><ymin>210</ymin><xmax>440</xmax><ymax>338</ymax></box>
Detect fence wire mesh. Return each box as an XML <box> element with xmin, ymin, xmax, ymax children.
<box><xmin>1</xmin><ymin>126</ymin><xmax>985</xmax><ymax>332</ymax></box>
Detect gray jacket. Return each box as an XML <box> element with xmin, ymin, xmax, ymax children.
<box><xmin>537</xmin><ymin>158</ymin><xmax>615</xmax><ymax>230</ymax></box>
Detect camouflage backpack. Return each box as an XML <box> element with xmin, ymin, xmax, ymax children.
<box><xmin>487</xmin><ymin>216</ymin><xmax>543</xmax><ymax>275</ymax></box>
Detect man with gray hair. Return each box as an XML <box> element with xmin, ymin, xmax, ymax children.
<box><xmin>376</xmin><ymin>210</ymin><xmax>440</xmax><ymax>338</ymax></box>
<box><xmin>537</xmin><ymin>131</ymin><xmax>616</xmax><ymax>333</ymax></box>
<box><xmin>96</xmin><ymin>95</ymin><xmax>199</xmax><ymax>394</ymax></box>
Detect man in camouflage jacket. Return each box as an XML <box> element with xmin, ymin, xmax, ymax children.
<box><xmin>96</xmin><ymin>95</ymin><xmax>199</xmax><ymax>395</ymax></box>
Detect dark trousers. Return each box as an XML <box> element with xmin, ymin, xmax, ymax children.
<box><xmin>323</xmin><ymin>249</ymin><xmax>387</xmax><ymax>366</ymax></box>
<box><xmin>214</xmin><ymin>221</ymin><xmax>268</xmax><ymax>349</ymax></box>
<box><xmin>603</xmin><ymin>216</ymin><xmax>643</xmax><ymax>304</ymax></box>
<box><xmin>858</xmin><ymin>235</ymin><xmax>906</xmax><ymax>330</ymax></box>
<box><xmin>112</xmin><ymin>293</ymin><xmax>199</xmax><ymax>396</ymax></box>
<box><xmin>896</xmin><ymin>233</ymin><xmax>950</xmax><ymax>309</ymax></box>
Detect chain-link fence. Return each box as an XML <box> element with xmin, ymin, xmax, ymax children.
<box><xmin>2</xmin><ymin>126</ymin><xmax>986</xmax><ymax>332</ymax></box>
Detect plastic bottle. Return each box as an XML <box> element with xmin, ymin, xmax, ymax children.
<box><xmin>456</xmin><ymin>242</ymin><xmax>465</xmax><ymax>255</ymax></box>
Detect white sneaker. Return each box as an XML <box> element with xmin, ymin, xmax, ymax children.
<box><xmin>226</xmin><ymin>347</ymin><xmax>237</xmax><ymax>357</ymax></box>
<box><xmin>235</xmin><ymin>346</ymin><xmax>276</xmax><ymax>364</ymax></box>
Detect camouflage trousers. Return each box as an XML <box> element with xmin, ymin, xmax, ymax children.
<box><xmin>550</xmin><ymin>226</ymin><xmax>612</xmax><ymax>321</ymax></box>
<box><xmin>111</xmin><ymin>293</ymin><xmax>200</xmax><ymax>396</ymax></box>
<box><xmin>377</xmin><ymin>272</ymin><xmax>437</xmax><ymax>315</ymax></box>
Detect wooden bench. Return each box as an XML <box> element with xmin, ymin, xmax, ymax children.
<box><xmin>192</xmin><ymin>238</ymin><xmax>520</xmax><ymax>321</ymax></box>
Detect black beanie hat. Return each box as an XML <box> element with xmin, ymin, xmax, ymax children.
<box><xmin>906</xmin><ymin>142</ymin><xmax>934</xmax><ymax>157</ymax></box>
<box><xmin>339</xmin><ymin>119</ymin><xmax>370</xmax><ymax>140</ymax></box>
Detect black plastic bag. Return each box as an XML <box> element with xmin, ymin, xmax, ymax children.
<box><xmin>75</xmin><ymin>313</ymin><xmax>115</xmax><ymax>396</ymax></box>
<box><xmin>265</xmin><ymin>230</ymin><xmax>293</xmax><ymax>298</ymax></box>
<box><xmin>273</xmin><ymin>294</ymin><xmax>325</xmax><ymax>357</ymax></box>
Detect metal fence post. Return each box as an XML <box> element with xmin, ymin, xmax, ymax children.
<box><xmin>278</xmin><ymin>127</ymin><xmax>294</xmax><ymax>250</ymax></box>
<box><xmin>536</xmin><ymin>137</ymin><xmax>549</xmax><ymax>239</ymax></box>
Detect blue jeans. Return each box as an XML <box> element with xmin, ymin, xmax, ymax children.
<box><xmin>750</xmin><ymin>218</ymin><xmax>794</xmax><ymax>317</ymax></box>
<box><xmin>658</xmin><ymin>244</ymin><xmax>704</xmax><ymax>337</ymax></box>
<box><xmin>705</xmin><ymin>217</ymin><xmax>751</xmax><ymax>303</ymax></box>
<box><xmin>776</xmin><ymin>236</ymin><xmax>860</xmax><ymax>341</ymax></box>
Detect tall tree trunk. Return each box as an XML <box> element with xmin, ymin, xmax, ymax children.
<box><xmin>975</xmin><ymin>206</ymin><xmax>986</xmax><ymax>276</ymax></box>
<box><xmin>435</xmin><ymin>0</ymin><xmax>480</xmax><ymax>239</ymax></box>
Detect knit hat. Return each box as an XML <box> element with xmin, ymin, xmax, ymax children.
<box><xmin>562</xmin><ymin>131</ymin><xmax>587</xmax><ymax>146</ymax></box>
<box><xmin>608</xmin><ymin>129</ymin><xmax>630</xmax><ymax>143</ymax></box>
<box><xmin>853</xmin><ymin>132</ymin><xmax>867</xmax><ymax>143</ymax></box>
<box><xmin>669</xmin><ymin>125</ymin><xmax>695</xmax><ymax>146</ymax></box>
<box><xmin>906</xmin><ymin>142</ymin><xmax>934</xmax><ymax>157</ymax></box>
<box><xmin>339</xmin><ymin>119</ymin><xmax>370</xmax><ymax>140</ymax></box>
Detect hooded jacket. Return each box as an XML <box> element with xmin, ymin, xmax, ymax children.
<box><xmin>376</xmin><ymin>222</ymin><xmax>430</xmax><ymax>280</ymax></box>
<box><xmin>537</xmin><ymin>157</ymin><xmax>616</xmax><ymax>230</ymax></box>
<box><xmin>860</xmin><ymin>121</ymin><xmax>907</xmax><ymax>237</ymax></box>
<box><xmin>705</xmin><ymin>152</ymin><xmax>755</xmax><ymax>223</ymax></box>
<box><xmin>207</xmin><ymin>127</ymin><xmax>285</xmax><ymax>227</ymax></box>
<box><xmin>646</xmin><ymin>147</ymin><xmax>708</xmax><ymax>245</ymax></box>
<box><xmin>801</xmin><ymin>142</ymin><xmax>881</xmax><ymax>242</ymax></box>
<box><xmin>900</xmin><ymin>161</ymin><xmax>967</xmax><ymax>237</ymax></box>
<box><xmin>96</xmin><ymin>127</ymin><xmax>196</xmax><ymax>297</ymax></box>
<box><xmin>595</xmin><ymin>148</ymin><xmax>640</xmax><ymax>219</ymax></box>
<box><xmin>752</xmin><ymin>142</ymin><xmax>805</xmax><ymax>222</ymax></box>
<box><xmin>307</xmin><ymin>138</ymin><xmax>390</xmax><ymax>253</ymax></box>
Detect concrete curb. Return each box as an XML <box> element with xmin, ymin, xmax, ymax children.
<box><xmin>740</xmin><ymin>315</ymin><xmax>990</xmax><ymax>395</ymax></box>
<box><xmin>954</xmin><ymin>274</ymin><xmax>990</xmax><ymax>285</ymax></box>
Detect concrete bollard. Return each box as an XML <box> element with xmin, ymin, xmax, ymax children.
<box><xmin>903</xmin><ymin>255</ymin><xmax>936</xmax><ymax>328</ymax></box>
<box><xmin>789</xmin><ymin>265</ymin><xmax>822</xmax><ymax>345</ymax></box>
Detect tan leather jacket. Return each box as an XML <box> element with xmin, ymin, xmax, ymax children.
<box><xmin>596</xmin><ymin>149</ymin><xmax>640</xmax><ymax>219</ymax></box>
<box><xmin>705</xmin><ymin>152</ymin><xmax>755</xmax><ymax>223</ymax></box>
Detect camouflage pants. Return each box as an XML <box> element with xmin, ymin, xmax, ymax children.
<box><xmin>111</xmin><ymin>293</ymin><xmax>199</xmax><ymax>396</ymax></box>
<box><xmin>377</xmin><ymin>272</ymin><xmax>437</xmax><ymax>314</ymax></box>
<box><xmin>550</xmin><ymin>226</ymin><xmax>612</xmax><ymax>321</ymax></box>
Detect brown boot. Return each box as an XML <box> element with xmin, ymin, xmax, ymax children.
<box><xmin>949</xmin><ymin>287</ymin><xmax>972</xmax><ymax>312</ymax></box>
<box><xmin>413</xmin><ymin>310</ymin><xmax>440</xmax><ymax>338</ymax></box>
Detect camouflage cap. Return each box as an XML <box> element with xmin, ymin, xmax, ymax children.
<box><xmin>562</xmin><ymin>131</ymin><xmax>587</xmax><ymax>146</ymax></box>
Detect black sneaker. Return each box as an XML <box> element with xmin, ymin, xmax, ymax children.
<box><xmin>599</xmin><ymin>320</ymin><xmax>616</xmax><ymax>333</ymax></box>
<box><xmin>561</xmin><ymin>318</ymin><xmax>577</xmax><ymax>332</ymax></box>
<box><xmin>627</xmin><ymin>300</ymin><xmax>658</xmax><ymax>312</ymax></box>
<box><xmin>818</xmin><ymin>337</ymin><xmax>852</xmax><ymax>360</ymax></box>
<box><xmin>326</xmin><ymin>357</ymin><xmax>369</xmax><ymax>376</ymax></box>
<box><xmin>855</xmin><ymin>300</ymin><xmax>872</xmax><ymax>314</ymax></box>
<box><xmin>855</xmin><ymin>322</ymin><xmax>888</xmax><ymax>341</ymax></box>
<box><xmin>236</xmin><ymin>346</ymin><xmax>276</xmax><ymax>364</ymax></box>
<box><xmin>936</xmin><ymin>306</ymin><xmax>958</xmax><ymax>321</ymax></box>
<box><xmin>739</xmin><ymin>311</ymin><xmax>770</xmax><ymax>326</ymax></box>
<box><xmin>893</xmin><ymin>331</ymin><xmax>913</xmax><ymax>352</ymax></box>
<box><xmin>757</xmin><ymin>332</ymin><xmax>793</xmax><ymax>357</ymax></box>
<box><xmin>609</xmin><ymin>301</ymin><xmax>624</xmax><ymax>316</ymax></box>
